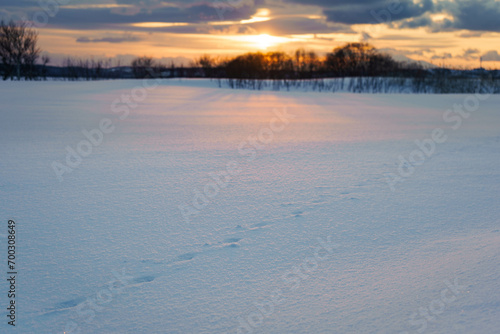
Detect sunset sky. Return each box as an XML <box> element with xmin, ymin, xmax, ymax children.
<box><xmin>2</xmin><ymin>0</ymin><xmax>500</xmax><ymax>68</ymax></box>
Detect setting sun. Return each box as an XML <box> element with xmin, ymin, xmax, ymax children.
<box><xmin>220</xmin><ymin>33</ymin><xmax>289</xmax><ymax>51</ymax></box>
<box><xmin>256</xmin><ymin>34</ymin><xmax>276</xmax><ymax>49</ymax></box>
<box><xmin>252</xmin><ymin>34</ymin><xmax>284</xmax><ymax>50</ymax></box>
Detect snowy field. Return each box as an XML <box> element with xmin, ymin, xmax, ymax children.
<box><xmin>1</xmin><ymin>79</ymin><xmax>499</xmax><ymax>334</ymax></box>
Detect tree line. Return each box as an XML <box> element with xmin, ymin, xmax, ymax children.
<box><xmin>195</xmin><ymin>43</ymin><xmax>422</xmax><ymax>82</ymax></box>
<box><xmin>1</xmin><ymin>19</ymin><xmax>499</xmax><ymax>95</ymax></box>
<box><xmin>0</xmin><ymin>19</ymin><xmax>423</xmax><ymax>81</ymax></box>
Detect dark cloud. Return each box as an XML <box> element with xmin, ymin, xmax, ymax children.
<box><xmin>384</xmin><ymin>0</ymin><xmax>500</xmax><ymax>33</ymax></box>
<box><xmin>452</xmin><ymin>0</ymin><xmax>500</xmax><ymax>32</ymax></box>
<box><xmin>464</xmin><ymin>48</ymin><xmax>479</xmax><ymax>55</ymax></box>
<box><xmin>285</xmin><ymin>0</ymin><xmax>433</xmax><ymax>25</ymax></box>
<box><xmin>396</xmin><ymin>15</ymin><xmax>432</xmax><ymax>29</ymax></box>
<box><xmin>41</xmin><ymin>4</ymin><xmax>255</xmax><ymax>29</ymax></box>
<box><xmin>198</xmin><ymin>15</ymin><xmax>352</xmax><ymax>36</ymax></box>
<box><xmin>286</xmin><ymin>0</ymin><xmax>386</xmax><ymax>6</ymax></box>
<box><xmin>458</xmin><ymin>31</ymin><xmax>483</xmax><ymax>38</ymax></box>
<box><xmin>246</xmin><ymin>17</ymin><xmax>352</xmax><ymax>35</ymax></box>
<box><xmin>481</xmin><ymin>50</ymin><xmax>500</xmax><ymax>62</ymax></box>
<box><xmin>331</xmin><ymin>0</ymin><xmax>432</xmax><ymax>24</ymax></box>
<box><xmin>204</xmin><ymin>24</ymin><xmax>257</xmax><ymax>35</ymax></box>
<box><xmin>4</xmin><ymin>0</ymin><xmax>500</xmax><ymax>36</ymax></box>
<box><xmin>285</xmin><ymin>0</ymin><xmax>500</xmax><ymax>33</ymax></box>
<box><xmin>399</xmin><ymin>0</ymin><xmax>500</xmax><ymax>33</ymax></box>
<box><xmin>111</xmin><ymin>0</ymin><xmax>247</xmax><ymax>16</ymax></box>
<box><xmin>456</xmin><ymin>48</ymin><xmax>480</xmax><ymax>60</ymax></box>
<box><xmin>380</xmin><ymin>47</ymin><xmax>429</xmax><ymax>56</ymax></box>
<box><xmin>394</xmin><ymin>13</ymin><xmax>455</xmax><ymax>33</ymax></box>
<box><xmin>431</xmin><ymin>52</ymin><xmax>452</xmax><ymax>60</ymax></box>
<box><xmin>76</xmin><ymin>35</ymin><xmax>143</xmax><ymax>43</ymax></box>
<box><xmin>0</xmin><ymin>0</ymin><xmax>42</xmax><ymax>8</ymax></box>
<box><xmin>0</xmin><ymin>1</ymin><xmax>255</xmax><ymax>30</ymax></box>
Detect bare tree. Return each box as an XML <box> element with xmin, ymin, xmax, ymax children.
<box><xmin>0</xmin><ymin>20</ymin><xmax>41</xmax><ymax>80</ymax></box>
<box><xmin>131</xmin><ymin>56</ymin><xmax>157</xmax><ymax>78</ymax></box>
<box><xmin>40</xmin><ymin>54</ymin><xmax>50</xmax><ymax>80</ymax></box>
<box><xmin>196</xmin><ymin>55</ymin><xmax>214</xmax><ymax>77</ymax></box>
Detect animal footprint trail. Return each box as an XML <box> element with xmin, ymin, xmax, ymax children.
<box><xmin>42</xmin><ymin>235</ymin><xmax>246</xmax><ymax>317</ymax></box>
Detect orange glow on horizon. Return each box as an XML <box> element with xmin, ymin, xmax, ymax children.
<box><xmin>35</xmin><ymin>22</ymin><xmax>500</xmax><ymax>69</ymax></box>
<box><xmin>227</xmin><ymin>34</ymin><xmax>291</xmax><ymax>50</ymax></box>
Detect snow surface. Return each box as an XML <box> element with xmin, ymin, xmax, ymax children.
<box><xmin>0</xmin><ymin>79</ymin><xmax>499</xmax><ymax>334</ymax></box>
